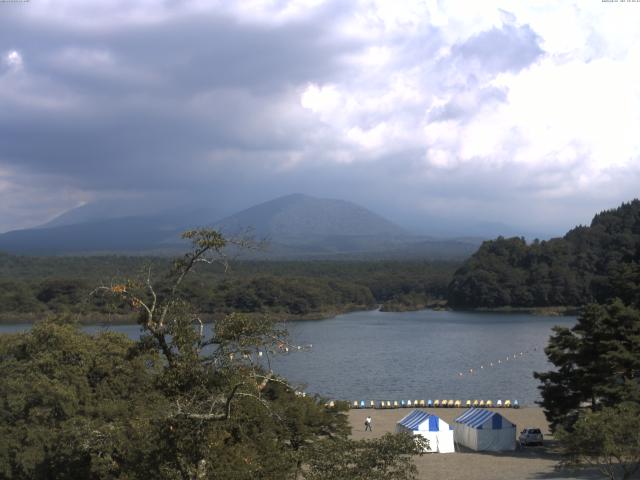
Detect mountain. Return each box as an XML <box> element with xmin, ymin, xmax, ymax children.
<box><xmin>447</xmin><ymin>199</ymin><xmax>640</xmax><ymax>308</ymax></box>
<box><xmin>216</xmin><ymin>193</ymin><xmax>404</xmax><ymax>238</ymax></box>
<box><xmin>0</xmin><ymin>193</ymin><xmax>480</xmax><ymax>258</ymax></box>
<box><xmin>0</xmin><ymin>198</ymin><xmax>228</xmax><ymax>255</ymax></box>
<box><xmin>0</xmin><ymin>215</ymin><xmax>187</xmax><ymax>255</ymax></box>
<box><xmin>41</xmin><ymin>199</ymin><xmax>163</xmax><ymax>229</ymax></box>
<box><xmin>213</xmin><ymin>194</ymin><xmax>481</xmax><ymax>259</ymax></box>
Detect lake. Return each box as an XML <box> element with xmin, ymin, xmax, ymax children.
<box><xmin>0</xmin><ymin>309</ymin><xmax>575</xmax><ymax>405</ymax></box>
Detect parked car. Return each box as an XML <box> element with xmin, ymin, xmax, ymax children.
<box><xmin>519</xmin><ymin>427</ymin><xmax>543</xmax><ymax>446</ymax></box>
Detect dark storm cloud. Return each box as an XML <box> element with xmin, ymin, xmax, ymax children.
<box><xmin>0</xmin><ymin>4</ymin><xmax>355</xmax><ymax>92</ymax></box>
<box><xmin>0</xmin><ymin>4</ymin><xmax>360</xmax><ymax>196</ymax></box>
<box><xmin>1</xmin><ymin>2</ymin><xmax>639</xmax><ymax>235</ymax></box>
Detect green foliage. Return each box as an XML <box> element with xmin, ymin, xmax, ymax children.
<box><xmin>0</xmin><ymin>256</ymin><xmax>459</xmax><ymax>320</ymax></box>
<box><xmin>535</xmin><ymin>300</ymin><xmax>640</xmax><ymax>431</ymax></box>
<box><xmin>0</xmin><ymin>321</ymin><xmax>164</xmax><ymax>479</ymax></box>
<box><xmin>304</xmin><ymin>432</ymin><xmax>426</xmax><ymax>480</ymax></box>
<box><xmin>0</xmin><ymin>229</ymin><xmax>425</xmax><ymax>479</ymax></box>
<box><xmin>448</xmin><ymin>199</ymin><xmax>640</xmax><ymax>308</ymax></box>
<box><xmin>556</xmin><ymin>402</ymin><xmax>640</xmax><ymax>480</ymax></box>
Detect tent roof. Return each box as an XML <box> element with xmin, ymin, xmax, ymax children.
<box><xmin>454</xmin><ymin>408</ymin><xmax>515</xmax><ymax>430</ymax></box>
<box><xmin>397</xmin><ymin>410</ymin><xmax>449</xmax><ymax>432</ymax></box>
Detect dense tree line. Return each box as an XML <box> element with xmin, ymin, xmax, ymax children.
<box><xmin>0</xmin><ymin>256</ymin><xmax>458</xmax><ymax>320</ymax></box>
<box><xmin>448</xmin><ymin>200</ymin><xmax>640</xmax><ymax>308</ymax></box>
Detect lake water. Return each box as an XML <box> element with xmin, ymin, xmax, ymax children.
<box><xmin>0</xmin><ymin>309</ymin><xmax>575</xmax><ymax>405</ymax></box>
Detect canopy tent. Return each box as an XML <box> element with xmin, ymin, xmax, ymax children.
<box><xmin>454</xmin><ymin>408</ymin><xmax>516</xmax><ymax>451</ymax></box>
<box><xmin>396</xmin><ymin>410</ymin><xmax>455</xmax><ymax>453</ymax></box>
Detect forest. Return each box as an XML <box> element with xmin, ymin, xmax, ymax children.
<box><xmin>0</xmin><ymin>230</ymin><xmax>428</xmax><ymax>479</ymax></box>
<box><xmin>448</xmin><ymin>200</ymin><xmax>640</xmax><ymax>309</ymax></box>
<box><xmin>4</xmin><ymin>200</ymin><xmax>640</xmax><ymax>320</ymax></box>
<box><xmin>0</xmin><ymin>254</ymin><xmax>457</xmax><ymax>322</ymax></box>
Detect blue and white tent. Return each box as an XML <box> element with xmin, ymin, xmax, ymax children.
<box><xmin>396</xmin><ymin>410</ymin><xmax>455</xmax><ymax>453</ymax></box>
<box><xmin>454</xmin><ymin>408</ymin><xmax>516</xmax><ymax>451</ymax></box>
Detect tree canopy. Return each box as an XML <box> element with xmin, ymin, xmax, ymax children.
<box><xmin>448</xmin><ymin>200</ymin><xmax>640</xmax><ymax>308</ymax></box>
<box><xmin>0</xmin><ymin>229</ymin><xmax>423</xmax><ymax>479</ymax></box>
<box><xmin>0</xmin><ymin>255</ymin><xmax>458</xmax><ymax>321</ymax></box>
<box><xmin>534</xmin><ymin>300</ymin><xmax>640</xmax><ymax>431</ymax></box>
<box><xmin>556</xmin><ymin>402</ymin><xmax>640</xmax><ymax>480</ymax></box>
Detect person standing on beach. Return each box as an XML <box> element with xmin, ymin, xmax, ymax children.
<box><xmin>365</xmin><ymin>416</ymin><xmax>372</xmax><ymax>431</ymax></box>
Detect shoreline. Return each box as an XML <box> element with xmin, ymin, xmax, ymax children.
<box><xmin>0</xmin><ymin>303</ymin><xmax>580</xmax><ymax>326</ymax></box>
<box><xmin>0</xmin><ymin>305</ymin><xmax>378</xmax><ymax>326</ymax></box>
<box><xmin>464</xmin><ymin>305</ymin><xmax>581</xmax><ymax>316</ymax></box>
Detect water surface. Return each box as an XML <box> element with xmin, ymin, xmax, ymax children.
<box><xmin>0</xmin><ymin>309</ymin><xmax>575</xmax><ymax>405</ymax></box>
<box><xmin>270</xmin><ymin>309</ymin><xmax>575</xmax><ymax>405</ymax></box>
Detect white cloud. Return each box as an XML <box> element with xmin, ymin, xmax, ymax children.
<box><xmin>300</xmin><ymin>83</ymin><xmax>342</xmax><ymax>116</ymax></box>
<box><xmin>298</xmin><ymin>1</ymin><xmax>640</xmax><ymax>189</ymax></box>
<box><xmin>3</xmin><ymin>0</ymin><xmax>640</xmax><ymax>233</ymax></box>
<box><xmin>4</xmin><ymin>50</ymin><xmax>23</xmax><ymax>70</ymax></box>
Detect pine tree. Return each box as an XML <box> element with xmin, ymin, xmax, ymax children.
<box><xmin>535</xmin><ymin>300</ymin><xmax>640</xmax><ymax>431</ymax></box>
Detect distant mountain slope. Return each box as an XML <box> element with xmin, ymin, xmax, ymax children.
<box><xmin>0</xmin><ymin>216</ymin><xmax>186</xmax><ymax>255</ymax></box>
<box><xmin>0</xmin><ymin>193</ymin><xmax>481</xmax><ymax>259</ymax></box>
<box><xmin>211</xmin><ymin>194</ymin><xmax>479</xmax><ymax>258</ymax></box>
<box><xmin>447</xmin><ymin>199</ymin><xmax>640</xmax><ymax>308</ymax></box>
<box><xmin>41</xmin><ymin>198</ymin><xmax>227</xmax><ymax>230</ymax></box>
<box><xmin>216</xmin><ymin>193</ymin><xmax>406</xmax><ymax>239</ymax></box>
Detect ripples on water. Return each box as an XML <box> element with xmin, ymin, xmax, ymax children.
<box><xmin>271</xmin><ymin>309</ymin><xmax>575</xmax><ymax>405</ymax></box>
<box><xmin>0</xmin><ymin>309</ymin><xmax>575</xmax><ymax>405</ymax></box>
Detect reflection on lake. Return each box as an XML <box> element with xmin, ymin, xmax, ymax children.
<box><xmin>0</xmin><ymin>309</ymin><xmax>575</xmax><ymax>405</ymax></box>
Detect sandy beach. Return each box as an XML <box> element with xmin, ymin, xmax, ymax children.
<box><xmin>348</xmin><ymin>407</ymin><xmax>605</xmax><ymax>480</ymax></box>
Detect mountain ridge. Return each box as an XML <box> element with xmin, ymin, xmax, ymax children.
<box><xmin>0</xmin><ymin>193</ymin><xmax>481</xmax><ymax>258</ymax></box>
<box><xmin>215</xmin><ymin>193</ymin><xmax>407</xmax><ymax>239</ymax></box>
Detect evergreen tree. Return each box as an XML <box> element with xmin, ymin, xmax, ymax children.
<box><xmin>535</xmin><ymin>300</ymin><xmax>640</xmax><ymax>431</ymax></box>
<box><xmin>557</xmin><ymin>402</ymin><xmax>640</xmax><ymax>480</ymax></box>
<box><xmin>448</xmin><ymin>199</ymin><xmax>640</xmax><ymax>308</ymax></box>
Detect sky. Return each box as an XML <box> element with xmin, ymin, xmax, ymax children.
<box><xmin>1</xmin><ymin>0</ymin><xmax>639</xmax><ymax>236</ymax></box>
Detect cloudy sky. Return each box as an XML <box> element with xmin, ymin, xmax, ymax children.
<box><xmin>1</xmin><ymin>0</ymin><xmax>639</xmax><ymax>235</ymax></box>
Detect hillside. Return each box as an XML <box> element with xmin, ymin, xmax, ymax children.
<box><xmin>215</xmin><ymin>194</ymin><xmax>480</xmax><ymax>259</ymax></box>
<box><xmin>0</xmin><ymin>193</ymin><xmax>479</xmax><ymax>259</ymax></box>
<box><xmin>0</xmin><ymin>215</ymin><xmax>188</xmax><ymax>255</ymax></box>
<box><xmin>447</xmin><ymin>200</ymin><xmax>640</xmax><ymax>308</ymax></box>
<box><xmin>216</xmin><ymin>193</ymin><xmax>405</xmax><ymax>239</ymax></box>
